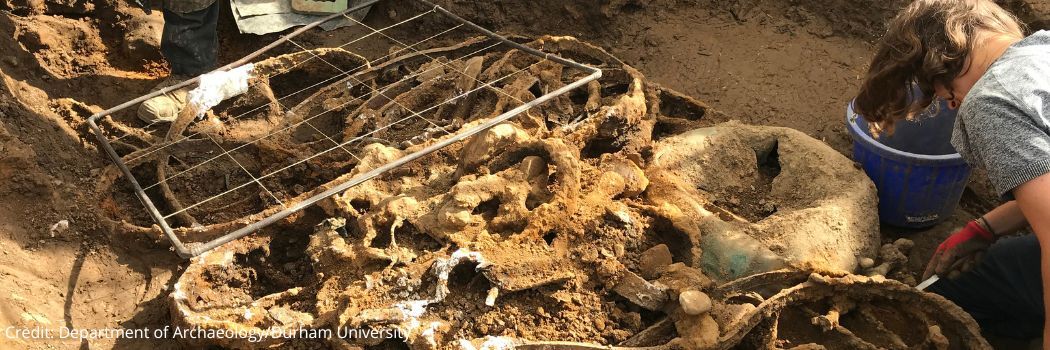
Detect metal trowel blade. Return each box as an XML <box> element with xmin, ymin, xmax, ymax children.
<box><xmin>916</xmin><ymin>275</ymin><xmax>940</xmax><ymax>291</ymax></box>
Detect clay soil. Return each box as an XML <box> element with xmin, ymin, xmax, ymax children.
<box><xmin>1</xmin><ymin>0</ymin><xmax>1048</xmax><ymax>349</ymax></box>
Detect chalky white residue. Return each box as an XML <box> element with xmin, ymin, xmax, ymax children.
<box><xmin>484</xmin><ymin>287</ymin><xmax>498</xmax><ymax>307</ymax></box>
<box><xmin>420</xmin><ymin>321</ymin><xmax>444</xmax><ymax>348</ymax></box>
<box><xmin>386</xmin><ymin>249</ymin><xmax>489</xmax><ymax>346</ymax></box>
<box><xmin>434</xmin><ymin>249</ymin><xmax>489</xmax><ymax>300</ymax></box>
<box><xmin>171</xmin><ymin>281</ymin><xmax>187</xmax><ymax>301</ymax></box>
<box><xmin>396</xmin><ymin>299</ymin><xmax>429</xmax><ymax>319</ymax></box>
<box><xmin>194</xmin><ymin>249</ymin><xmax>234</xmax><ymax>266</ymax></box>
<box><xmin>187</xmin><ymin>64</ymin><xmax>255</xmax><ymax>119</ymax></box>
<box><xmin>479</xmin><ymin>337</ymin><xmax>518</xmax><ymax>350</ymax></box>
<box><xmin>194</xmin><ymin>250</ymin><xmax>211</xmax><ymax>265</ymax></box>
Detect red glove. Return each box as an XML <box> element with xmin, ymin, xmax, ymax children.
<box><xmin>922</xmin><ymin>220</ymin><xmax>995</xmax><ymax>280</ymax></box>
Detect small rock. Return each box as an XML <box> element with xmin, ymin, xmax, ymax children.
<box><xmin>866</xmin><ymin>262</ymin><xmax>892</xmax><ymax>277</ymax></box>
<box><xmin>928</xmin><ymin>325</ymin><xmax>950</xmax><ymax>350</ymax></box>
<box><xmin>49</xmin><ymin>220</ymin><xmax>69</xmax><ymax>237</ymax></box>
<box><xmin>679</xmin><ymin>290</ymin><xmax>712</xmax><ymax>316</ymax></box>
<box><xmin>606</xmin><ymin>209</ymin><xmax>632</xmax><ymax>225</ymax></box>
<box><xmin>639</xmin><ymin>244</ymin><xmax>673</xmax><ymax>280</ymax></box>
<box><xmin>485</xmin><ymin>287</ymin><xmax>498</xmax><ymax>307</ymax></box>
<box><xmin>579</xmin><ymin>248</ymin><xmax>599</xmax><ymax>263</ymax></box>
<box><xmin>893</xmin><ymin>238</ymin><xmax>915</xmax><ymax>253</ymax></box>
<box><xmin>673</xmin><ymin>314</ymin><xmax>719</xmax><ymax>349</ymax></box>
<box><xmin>594</xmin><ymin>317</ymin><xmax>606</xmax><ymax>331</ymax></box>
<box><xmin>879</xmin><ymin>243</ymin><xmax>908</xmax><ymax>265</ymax></box>
<box><xmin>858</xmin><ymin>257</ymin><xmax>875</xmax><ymax>270</ymax></box>
<box><xmin>604</xmin><ymin>157</ymin><xmax>649</xmax><ymax>197</ymax></box>
<box><xmin>612</xmin><ymin>270</ymin><xmax>669</xmax><ymax>311</ymax></box>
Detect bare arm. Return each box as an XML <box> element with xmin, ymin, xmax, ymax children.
<box><xmin>1012</xmin><ymin>174</ymin><xmax>1050</xmax><ymax>347</ymax></box>
<box><xmin>983</xmin><ymin>201</ymin><xmax>1028</xmax><ymax>236</ymax></box>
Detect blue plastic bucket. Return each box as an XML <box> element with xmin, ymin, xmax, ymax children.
<box><xmin>845</xmin><ymin>100</ymin><xmax>972</xmax><ymax>228</ymax></box>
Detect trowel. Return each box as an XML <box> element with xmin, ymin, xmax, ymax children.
<box><xmin>291</xmin><ymin>0</ymin><xmax>349</xmax><ymax>15</ymax></box>
<box><xmin>916</xmin><ymin>275</ymin><xmax>940</xmax><ymax>291</ymax></box>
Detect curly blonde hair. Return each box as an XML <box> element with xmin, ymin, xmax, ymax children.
<box><xmin>854</xmin><ymin>0</ymin><xmax>1024</xmax><ymax>134</ymax></box>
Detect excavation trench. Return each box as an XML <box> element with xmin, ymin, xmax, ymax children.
<box><xmin>88</xmin><ymin>36</ymin><xmax>988</xmax><ymax>349</ymax></box>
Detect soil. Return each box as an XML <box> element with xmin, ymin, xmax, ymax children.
<box><xmin>0</xmin><ymin>0</ymin><xmax>1048</xmax><ymax>349</ymax></box>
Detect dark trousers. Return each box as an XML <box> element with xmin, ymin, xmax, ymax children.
<box><xmin>928</xmin><ymin>234</ymin><xmax>1045</xmax><ymax>338</ymax></box>
<box><xmin>161</xmin><ymin>2</ymin><xmax>219</xmax><ymax>76</ymax></box>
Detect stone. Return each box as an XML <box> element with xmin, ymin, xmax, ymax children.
<box><xmin>612</xmin><ymin>270</ymin><xmax>668</xmax><ymax>311</ymax></box>
<box><xmin>48</xmin><ymin>220</ymin><xmax>69</xmax><ymax>237</ymax></box>
<box><xmin>893</xmin><ymin>238</ymin><xmax>915</xmax><ymax>253</ymax></box>
<box><xmin>858</xmin><ymin>257</ymin><xmax>875</xmax><ymax>270</ymax></box>
<box><xmin>604</xmin><ymin>157</ymin><xmax>649</xmax><ymax>197</ymax></box>
<box><xmin>484</xmin><ymin>287</ymin><xmax>498</xmax><ymax>306</ymax></box>
<box><xmin>678</xmin><ymin>290</ymin><xmax>712</xmax><ymax>316</ymax></box>
<box><xmin>639</xmin><ymin>244</ymin><xmax>673</xmax><ymax>280</ymax></box>
<box><xmin>673</xmin><ymin>314</ymin><xmax>719</xmax><ymax>349</ymax></box>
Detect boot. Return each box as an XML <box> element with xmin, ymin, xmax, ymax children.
<box><xmin>137</xmin><ymin>75</ymin><xmax>191</xmax><ymax>123</ymax></box>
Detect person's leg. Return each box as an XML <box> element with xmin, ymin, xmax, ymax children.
<box><xmin>139</xmin><ymin>1</ymin><xmax>219</xmax><ymax>122</ymax></box>
<box><xmin>161</xmin><ymin>2</ymin><xmax>219</xmax><ymax>76</ymax></box>
<box><xmin>928</xmin><ymin>234</ymin><xmax>1045</xmax><ymax>338</ymax></box>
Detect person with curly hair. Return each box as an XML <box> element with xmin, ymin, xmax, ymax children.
<box><xmin>854</xmin><ymin>0</ymin><xmax>1049</xmax><ymax>339</ymax></box>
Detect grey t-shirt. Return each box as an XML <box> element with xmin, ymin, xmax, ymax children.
<box><xmin>952</xmin><ymin>30</ymin><xmax>1050</xmax><ymax>200</ymax></box>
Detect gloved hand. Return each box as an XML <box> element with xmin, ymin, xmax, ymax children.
<box><xmin>922</xmin><ymin>220</ymin><xmax>995</xmax><ymax>280</ymax></box>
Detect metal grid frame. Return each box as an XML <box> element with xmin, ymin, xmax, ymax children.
<box><xmin>86</xmin><ymin>0</ymin><xmax>601</xmax><ymax>258</ymax></box>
